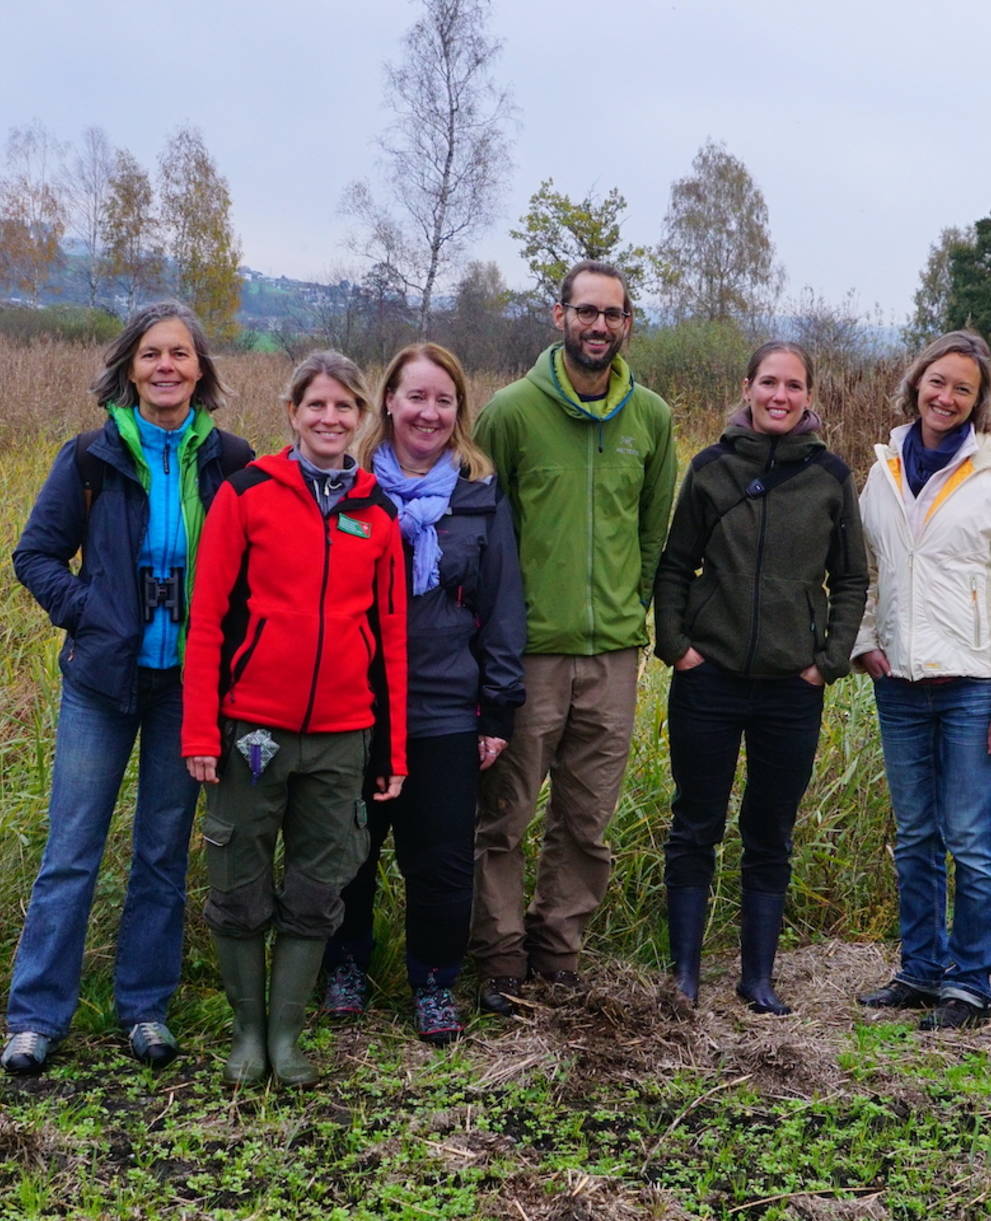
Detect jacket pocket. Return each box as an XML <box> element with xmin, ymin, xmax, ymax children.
<box><xmin>229</xmin><ymin>617</ymin><xmax>268</xmax><ymax>690</ymax></box>
<box><xmin>972</xmin><ymin>574</ymin><xmax>987</xmax><ymax>649</ymax></box>
<box><xmin>805</xmin><ymin>589</ymin><xmax>826</xmax><ymax>652</ymax></box>
<box><xmin>202</xmin><ymin>813</ymin><xmax>237</xmax><ymax>893</ymax></box>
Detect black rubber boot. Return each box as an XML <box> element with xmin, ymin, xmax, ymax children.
<box><xmin>736</xmin><ymin>890</ymin><xmax>792</xmax><ymax>1016</ymax></box>
<box><xmin>268</xmin><ymin>935</ymin><xmax>325</xmax><ymax>1086</ymax></box>
<box><xmin>666</xmin><ymin>886</ymin><xmax>709</xmax><ymax>1004</ymax></box>
<box><xmin>212</xmin><ymin>933</ymin><xmax>268</xmax><ymax>1085</ymax></box>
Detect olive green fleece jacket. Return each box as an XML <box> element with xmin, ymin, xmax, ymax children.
<box><xmin>653</xmin><ymin>421</ymin><xmax>868</xmax><ymax>683</ymax></box>
<box><xmin>474</xmin><ymin>344</ymin><xmax>676</xmax><ymax>655</ymax></box>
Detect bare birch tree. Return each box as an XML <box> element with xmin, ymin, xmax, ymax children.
<box><xmin>344</xmin><ymin>0</ymin><xmax>513</xmax><ymax>338</ymax></box>
<box><xmin>64</xmin><ymin>126</ymin><xmax>114</xmax><ymax>307</ymax></box>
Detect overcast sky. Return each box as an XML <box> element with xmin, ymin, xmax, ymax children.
<box><xmin>5</xmin><ymin>0</ymin><xmax>990</xmax><ymax>324</ymax></box>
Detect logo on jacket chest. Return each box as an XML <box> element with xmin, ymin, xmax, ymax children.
<box><xmin>338</xmin><ymin>514</ymin><xmax>372</xmax><ymax>539</ymax></box>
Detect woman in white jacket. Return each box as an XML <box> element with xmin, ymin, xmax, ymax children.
<box><xmin>854</xmin><ymin>330</ymin><xmax>991</xmax><ymax>1030</ymax></box>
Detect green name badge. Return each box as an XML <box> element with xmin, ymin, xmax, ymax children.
<box><xmin>338</xmin><ymin>514</ymin><xmax>372</xmax><ymax>539</ymax></box>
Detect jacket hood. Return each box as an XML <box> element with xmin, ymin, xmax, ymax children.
<box><xmin>525</xmin><ymin>344</ymin><xmax>636</xmax><ymax>422</ymax></box>
<box><xmin>720</xmin><ymin>421</ymin><xmax>826</xmax><ymax>464</ymax></box>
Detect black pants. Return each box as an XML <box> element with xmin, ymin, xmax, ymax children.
<box><xmin>664</xmin><ymin>663</ymin><xmax>824</xmax><ymax>895</ymax></box>
<box><xmin>324</xmin><ymin>732</ymin><xmax>479</xmax><ymax>987</ymax></box>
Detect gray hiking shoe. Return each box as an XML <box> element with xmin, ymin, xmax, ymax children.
<box><xmin>2</xmin><ymin>1032</ymin><xmax>52</xmax><ymax>1075</ymax></box>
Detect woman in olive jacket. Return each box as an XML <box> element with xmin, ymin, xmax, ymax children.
<box><xmin>654</xmin><ymin>341</ymin><xmax>867</xmax><ymax>1015</ymax></box>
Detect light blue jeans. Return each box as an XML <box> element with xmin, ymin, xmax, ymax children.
<box><xmin>6</xmin><ymin>670</ymin><xmax>200</xmax><ymax>1039</ymax></box>
<box><xmin>874</xmin><ymin>676</ymin><xmax>991</xmax><ymax>1007</ymax></box>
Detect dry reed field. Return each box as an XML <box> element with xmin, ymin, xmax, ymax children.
<box><xmin>3</xmin><ymin>337</ymin><xmax>988</xmax><ymax>1220</ymax></box>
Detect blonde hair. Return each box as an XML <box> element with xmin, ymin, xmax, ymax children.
<box><xmin>358</xmin><ymin>343</ymin><xmax>492</xmax><ymax>480</ymax></box>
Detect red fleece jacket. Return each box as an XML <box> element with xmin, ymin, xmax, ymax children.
<box><xmin>181</xmin><ymin>449</ymin><xmax>407</xmax><ymax>775</ymax></box>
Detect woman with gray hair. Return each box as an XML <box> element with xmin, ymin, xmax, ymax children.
<box><xmin>181</xmin><ymin>350</ymin><xmax>408</xmax><ymax>1086</ymax></box>
<box><xmin>854</xmin><ymin>329</ymin><xmax>991</xmax><ymax>1031</ymax></box>
<box><xmin>3</xmin><ymin>302</ymin><xmax>252</xmax><ymax>1076</ymax></box>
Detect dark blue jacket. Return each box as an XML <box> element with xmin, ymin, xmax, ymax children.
<box><xmin>13</xmin><ymin>416</ymin><xmax>251</xmax><ymax>713</ymax></box>
<box><xmin>407</xmin><ymin>475</ymin><xmax>525</xmax><ymax>740</ymax></box>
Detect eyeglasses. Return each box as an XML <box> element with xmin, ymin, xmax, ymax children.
<box><xmin>562</xmin><ymin>303</ymin><xmax>630</xmax><ymax>329</ymax></box>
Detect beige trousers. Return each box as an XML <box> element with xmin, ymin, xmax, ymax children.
<box><xmin>470</xmin><ymin>649</ymin><xmax>639</xmax><ymax>977</ymax></box>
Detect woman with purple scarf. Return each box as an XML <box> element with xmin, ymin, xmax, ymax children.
<box><xmin>321</xmin><ymin>343</ymin><xmax>526</xmax><ymax>1044</ymax></box>
<box><xmin>854</xmin><ymin>330</ymin><xmax>991</xmax><ymax>1031</ymax></box>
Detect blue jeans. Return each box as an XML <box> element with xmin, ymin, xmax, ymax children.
<box><xmin>6</xmin><ymin>669</ymin><xmax>200</xmax><ymax>1039</ymax></box>
<box><xmin>874</xmin><ymin>676</ymin><xmax>991</xmax><ymax>1007</ymax></box>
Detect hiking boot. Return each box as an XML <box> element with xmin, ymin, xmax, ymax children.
<box><xmin>478</xmin><ymin>976</ymin><xmax>524</xmax><ymax>1017</ymax></box>
<box><xmin>1</xmin><ymin>1032</ymin><xmax>52</xmax><ymax>1075</ymax></box>
<box><xmin>413</xmin><ymin>976</ymin><xmax>464</xmax><ymax>1046</ymax></box>
<box><xmin>857</xmin><ymin>979</ymin><xmax>933</xmax><ymax>1009</ymax></box>
<box><xmin>919</xmin><ymin>998</ymin><xmax>989</xmax><ymax>1031</ymax></box>
<box><xmin>128</xmin><ymin>1022</ymin><xmax>178</xmax><ymax>1069</ymax></box>
<box><xmin>322</xmin><ymin>957</ymin><xmax>369</xmax><ymax>1019</ymax></box>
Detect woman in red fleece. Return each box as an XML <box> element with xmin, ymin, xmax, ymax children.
<box><xmin>182</xmin><ymin>350</ymin><xmax>407</xmax><ymax>1086</ymax></box>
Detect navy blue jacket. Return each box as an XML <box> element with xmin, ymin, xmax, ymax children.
<box><xmin>408</xmin><ymin>475</ymin><xmax>526</xmax><ymax>740</ymax></box>
<box><xmin>13</xmin><ymin>416</ymin><xmax>251</xmax><ymax>713</ymax></box>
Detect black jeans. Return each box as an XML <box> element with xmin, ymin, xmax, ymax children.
<box><xmin>324</xmin><ymin>732</ymin><xmax>479</xmax><ymax>987</ymax></box>
<box><xmin>664</xmin><ymin>662</ymin><xmax>824</xmax><ymax>894</ymax></box>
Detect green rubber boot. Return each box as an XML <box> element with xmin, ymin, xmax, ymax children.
<box><xmin>212</xmin><ymin>933</ymin><xmax>268</xmax><ymax>1085</ymax></box>
<box><xmin>267</xmin><ymin>935</ymin><xmax>325</xmax><ymax>1086</ymax></box>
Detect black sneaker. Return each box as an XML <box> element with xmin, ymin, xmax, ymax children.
<box><xmin>322</xmin><ymin>957</ymin><xmax>369</xmax><ymax>1019</ymax></box>
<box><xmin>413</xmin><ymin>975</ymin><xmax>463</xmax><ymax>1046</ymax></box>
<box><xmin>919</xmin><ymin>998</ymin><xmax>989</xmax><ymax>1031</ymax></box>
<box><xmin>857</xmin><ymin>979</ymin><xmax>933</xmax><ymax>1009</ymax></box>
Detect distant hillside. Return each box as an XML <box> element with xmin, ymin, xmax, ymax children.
<box><xmin>12</xmin><ymin>243</ymin><xmax>344</xmax><ymax>330</ymax></box>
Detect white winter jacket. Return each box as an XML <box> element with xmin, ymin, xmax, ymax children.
<box><xmin>853</xmin><ymin>423</ymin><xmax>991</xmax><ymax>679</ymax></box>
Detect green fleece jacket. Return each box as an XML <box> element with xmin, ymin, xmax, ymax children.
<box><xmin>474</xmin><ymin>345</ymin><xmax>676</xmax><ymax>655</ymax></box>
<box><xmin>653</xmin><ymin>421</ymin><xmax>868</xmax><ymax>682</ymax></box>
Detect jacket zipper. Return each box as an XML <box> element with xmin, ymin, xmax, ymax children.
<box><xmin>301</xmin><ymin>515</ymin><xmax>334</xmax><ymax>732</ymax></box>
<box><xmin>586</xmin><ymin>427</ymin><xmax>596</xmax><ymax>643</ymax></box>
<box><xmin>744</xmin><ymin>441</ymin><xmax>776</xmax><ymax>674</ymax></box>
<box><xmin>156</xmin><ymin>432</ymin><xmax>178</xmax><ymax>668</ymax></box>
<box><xmin>973</xmin><ymin>574</ymin><xmax>981</xmax><ymax>648</ymax></box>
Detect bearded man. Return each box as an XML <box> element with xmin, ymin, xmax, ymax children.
<box><xmin>471</xmin><ymin>259</ymin><xmax>676</xmax><ymax>1013</ymax></box>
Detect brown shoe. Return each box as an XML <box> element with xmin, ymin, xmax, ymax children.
<box><xmin>478</xmin><ymin>976</ymin><xmax>524</xmax><ymax>1017</ymax></box>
